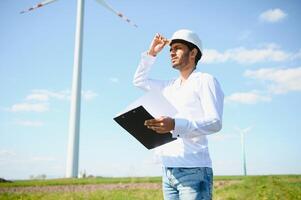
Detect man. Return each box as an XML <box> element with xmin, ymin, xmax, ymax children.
<box><xmin>133</xmin><ymin>29</ymin><xmax>224</xmax><ymax>200</ymax></box>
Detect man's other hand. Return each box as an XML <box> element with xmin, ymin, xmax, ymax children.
<box><xmin>144</xmin><ymin>116</ymin><xmax>175</xmax><ymax>134</ymax></box>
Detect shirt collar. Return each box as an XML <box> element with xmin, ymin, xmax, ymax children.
<box><xmin>174</xmin><ymin>71</ymin><xmax>199</xmax><ymax>87</ymax></box>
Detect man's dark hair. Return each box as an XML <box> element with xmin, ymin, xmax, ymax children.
<box><xmin>170</xmin><ymin>39</ymin><xmax>202</xmax><ymax>66</ymax></box>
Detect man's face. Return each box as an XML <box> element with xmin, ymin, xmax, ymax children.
<box><xmin>170</xmin><ymin>43</ymin><xmax>191</xmax><ymax>70</ymax></box>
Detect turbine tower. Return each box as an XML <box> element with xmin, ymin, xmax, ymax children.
<box><xmin>66</xmin><ymin>0</ymin><xmax>84</xmax><ymax>178</ymax></box>
<box><xmin>235</xmin><ymin>126</ymin><xmax>252</xmax><ymax>176</ymax></box>
<box><xmin>21</xmin><ymin>0</ymin><xmax>137</xmax><ymax>178</ymax></box>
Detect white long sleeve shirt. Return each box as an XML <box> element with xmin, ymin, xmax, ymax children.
<box><xmin>133</xmin><ymin>52</ymin><xmax>224</xmax><ymax>167</ymax></box>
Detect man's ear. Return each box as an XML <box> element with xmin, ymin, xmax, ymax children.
<box><xmin>190</xmin><ymin>48</ymin><xmax>198</xmax><ymax>58</ymax></box>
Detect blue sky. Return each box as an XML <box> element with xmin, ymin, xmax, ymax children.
<box><xmin>0</xmin><ymin>0</ymin><xmax>300</xmax><ymax>179</ymax></box>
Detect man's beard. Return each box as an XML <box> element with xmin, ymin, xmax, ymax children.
<box><xmin>172</xmin><ymin>51</ymin><xmax>190</xmax><ymax>70</ymax></box>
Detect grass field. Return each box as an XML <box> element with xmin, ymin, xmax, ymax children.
<box><xmin>0</xmin><ymin>175</ymin><xmax>300</xmax><ymax>199</ymax></box>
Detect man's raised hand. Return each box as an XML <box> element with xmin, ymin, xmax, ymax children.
<box><xmin>147</xmin><ymin>33</ymin><xmax>169</xmax><ymax>57</ymax></box>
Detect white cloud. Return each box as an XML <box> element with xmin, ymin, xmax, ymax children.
<box><xmin>25</xmin><ymin>89</ymin><xmax>98</xmax><ymax>102</ymax></box>
<box><xmin>26</xmin><ymin>90</ymin><xmax>70</xmax><ymax>101</ymax></box>
<box><xmin>8</xmin><ymin>89</ymin><xmax>98</xmax><ymax>113</ymax></box>
<box><xmin>229</xmin><ymin>47</ymin><xmax>289</xmax><ymax>63</ymax></box>
<box><xmin>25</xmin><ymin>93</ymin><xmax>49</xmax><ymax>101</ymax></box>
<box><xmin>10</xmin><ymin>103</ymin><xmax>49</xmax><ymax>112</ymax></box>
<box><xmin>225</xmin><ymin>91</ymin><xmax>271</xmax><ymax>104</ymax></box>
<box><xmin>227</xmin><ymin>67</ymin><xmax>301</xmax><ymax>105</ymax></box>
<box><xmin>82</xmin><ymin>90</ymin><xmax>98</xmax><ymax>101</ymax></box>
<box><xmin>202</xmin><ymin>49</ymin><xmax>228</xmax><ymax>64</ymax></box>
<box><xmin>109</xmin><ymin>77</ymin><xmax>120</xmax><ymax>83</ymax></box>
<box><xmin>0</xmin><ymin>150</ymin><xmax>16</xmax><ymax>157</ymax></box>
<box><xmin>202</xmin><ymin>44</ymin><xmax>292</xmax><ymax>64</ymax></box>
<box><xmin>244</xmin><ymin>67</ymin><xmax>301</xmax><ymax>94</ymax></box>
<box><xmin>15</xmin><ymin>120</ymin><xmax>44</xmax><ymax>127</ymax></box>
<box><xmin>31</xmin><ymin>156</ymin><xmax>56</xmax><ymax>162</ymax></box>
<box><xmin>259</xmin><ymin>8</ymin><xmax>287</xmax><ymax>23</ymax></box>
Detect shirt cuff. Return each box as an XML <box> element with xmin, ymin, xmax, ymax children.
<box><xmin>142</xmin><ymin>51</ymin><xmax>157</xmax><ymax>60</ymax></box>
<box><xmin>171</xmin><ymin>118</ymin><xmax>189</xmax><ymax>138</ymax></box>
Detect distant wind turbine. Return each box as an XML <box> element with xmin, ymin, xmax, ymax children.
<box><xmin>21</xmin><ymin>0</ymin><xmax>137</xmax><ymax>178</ymax></box>
<box><xmin>235</xmin><ymin>126</ymin><xmax>252</xmax><ymax>176</ymax></box>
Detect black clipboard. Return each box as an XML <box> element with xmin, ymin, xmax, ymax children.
<box><xmin>113</xmin><ymin>105</ymin><xmax>176</xmax><ymax>149</ymax></box>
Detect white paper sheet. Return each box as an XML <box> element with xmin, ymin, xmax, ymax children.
<box><xmin>118</xmin><ymin>89</ymin><xmax>178</xmax><ymax>118</ymax></box>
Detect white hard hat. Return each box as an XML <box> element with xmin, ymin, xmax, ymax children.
<box><xmin>170</xmin><ymin>29</ymin><xmax>202</xmax><ymax>53</ymax></box>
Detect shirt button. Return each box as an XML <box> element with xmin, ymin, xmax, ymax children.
<box><xmin>177</xmin><ymin>135</ymin><xmax>180</xmax><ymax>137</ymax></box>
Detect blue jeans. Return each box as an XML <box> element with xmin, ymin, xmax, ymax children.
<box><xmin>162</xmin><ymin>167</ymin><xmax>213</xmax><ymax>200</ymax></box>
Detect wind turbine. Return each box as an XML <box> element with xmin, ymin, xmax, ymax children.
<box><xmin>21</xmin><ymin>0</ymin><xmax>137</xmax><ymax>178</ymax></box>
<box><xmin>235</xmin><ymin>126</ymin><xmax>252</xmax><ymax>176</ymax></box>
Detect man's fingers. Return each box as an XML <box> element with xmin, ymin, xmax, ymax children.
<box><xmin>144</xmin><ymin>119</ymin><xmax>154</xmax><ymax>126</ymax></box>
<box><xmin>146</xmin><ymin>123</ymin><xmax>163</xmax><ymax>129</ymax></box>
<box><xmin>154</xmin><ymin>33</ymin><xmax>167</xmax><ymax>43</ymax></box>
<box><xmin>145</xmin><ymin>118</ymin><xmax>163</xmax><ymax>125</ymax></box>
<box><xmin>164</xmin><ymin>39</ymin><xmax>170</xmax><ymax>45</ymax></box>
<box><xmin>147</xmin><ymin>125</ymin><xmax>168</xmax><ymax>133</ymax></box>
<box><xmin>145</xmin><ymin>117</ymin><xmax>172</xmax><ymax>134</ymax></box>
<box><xmin>145</xmin><ymin>121</ymin><xmax>162</xmax><ymax>127</ymax></box>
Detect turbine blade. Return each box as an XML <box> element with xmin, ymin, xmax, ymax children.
<box><xmin>242</xmin><ymin>126</ymin><xmax>252</xmax><ymax>134</ymax></box>
<box><xmin>94</xmin><ymin>0</ymin><xmax>138</xmax><ymax>28</ymax></box>
<box><xmin>20</xmin><ymin>0</ymin><xmax>58</xmax><ymax>14</ymax></box>
<box><xmin>234</xmin><ymin>126</ymin><xmax>252</xmax><ymax>134</ymax></box>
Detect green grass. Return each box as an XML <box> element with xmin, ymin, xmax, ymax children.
<box><xmin>0</xmin><ymin>176</ymin><xmax>161</xmax><ymax>187</ymax></box>
<box><xmin>0</xmin><ymin>175</ymin><xmax>300</xmax><ymax>200</ymax></box>
<box><xmin>214</xmin><ymin>175</ymin><xmax>301</xmax><ymax>200</ymax></box>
